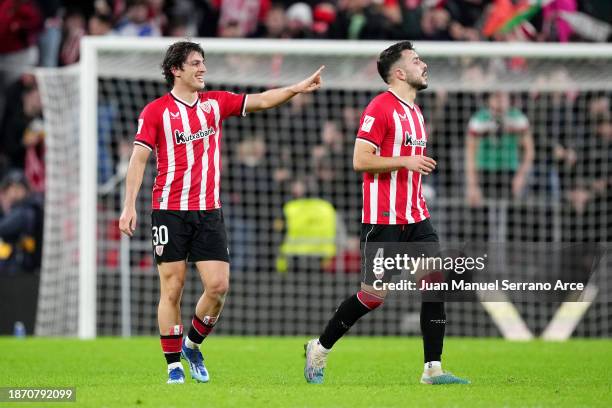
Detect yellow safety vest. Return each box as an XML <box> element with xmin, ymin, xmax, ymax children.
<box><xmin>277</xmin><ymin>198</ymin><xmax>336</xmax><ymax>272</ymax></box>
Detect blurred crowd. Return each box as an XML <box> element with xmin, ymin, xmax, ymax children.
<box><xmin>1</xmin><ymin>0</ymin><xmax>611</xmax><ymax>274</ymax></box>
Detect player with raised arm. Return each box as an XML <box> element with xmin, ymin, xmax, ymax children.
<box><xmin>119</xmin><ymin>41</ymin><xmax>323</xmax><ymax>384</ymax></box>
<box><xmin>304</xmin><ymin>41</ymin><xmax>469</xmax><ymax>385</ymax></box>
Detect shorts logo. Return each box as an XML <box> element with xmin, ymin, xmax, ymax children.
<box><xmin>200</xmin><ymin>101</ymin><xmax>211</xmax><ymax>113</ymax></box>
<box><xmin>361</xmin><ymin>115</ymin><xmax>375</xmax><ymax>133</ymax></box>
<box><xmin>155</xmin><ymin>245</ymin><xmax>164</xmax><ymax>256</ymax></box>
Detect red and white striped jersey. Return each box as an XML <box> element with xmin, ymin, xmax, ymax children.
<box><xmin>134</xmin><ymin>91</ymin><xmax>247</xmax><ymax>210</ymax></box>
<box><xmin>356</xmin><ymin>90</ymin><xmax>430</xmax><ymax>225</ymax></box>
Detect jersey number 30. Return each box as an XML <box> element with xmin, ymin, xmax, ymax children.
<box><xmin>152</xmin><ymin>225</ymin><xmax>169</xmax><ymax>245</ymax></box>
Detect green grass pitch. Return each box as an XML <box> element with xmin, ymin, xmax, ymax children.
<box><xmin>1</xmin><ymin>336</ymin><xmax>611</xmax><ymax>407</ymax></box>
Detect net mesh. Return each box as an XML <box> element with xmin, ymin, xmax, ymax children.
<box><xmin>35</xmin><ymin>42</ymin><xmax>611</xmax><ymax>337</ymax></box>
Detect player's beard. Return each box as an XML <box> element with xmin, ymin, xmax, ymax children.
<box><xmin>407</xmin><ymin>75</ymin><xmax>428</xmax><ymax>91</ymax></box>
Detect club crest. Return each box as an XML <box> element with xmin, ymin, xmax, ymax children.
<box><xmin>155</xmin><ymin>245</ymin><xmax>164</xmax><ymax>256</ymax></box>
<box><xmin>200</xmin><ymin>101</ymin><xmax>211</xmax><ymax>113</ymax></box>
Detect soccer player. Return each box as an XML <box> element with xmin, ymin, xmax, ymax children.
<box><xmin>119</xmin><ymin>41</ymin><xmax>323</xmax><ymax>384</ymax></box>
<box><xmin>304</xmin><ymin>41</ymin><xmax>470</xmax><ymax>385</ymax></box>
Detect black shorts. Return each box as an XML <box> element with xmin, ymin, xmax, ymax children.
<box><xmin>151</xmin><ymin>209</ymin><xmax>230</xmax><ymax>264</ymax></box>
<box><xmin>360</xmin><ymin>218</ymin><xmax>439</xmax><ymax>285</ymax></box>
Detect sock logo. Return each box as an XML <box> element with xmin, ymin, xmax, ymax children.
<box><xmin>169</xmin><ymin>325</ymin><xmax>183</xmax><ymax>335</ymax></box>
<box><xmin>203</xmin><ymin>316</ymin><xmax>217</xmax><ymax>326</ymax></box>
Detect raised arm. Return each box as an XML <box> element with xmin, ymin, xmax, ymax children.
<box><xmin>353</xmin><ymin>139</ymin><xmax>436</xmax><ymax>175</ymax></box>
<box><xmin>245</xmin><ymin>66</ymin><xmax>324</xmax><ymax>113</ymax></box>
<box><xmin>119</xmin><ymin>144</ymin><xmax>151</xmax><ymax>237</ymax></box>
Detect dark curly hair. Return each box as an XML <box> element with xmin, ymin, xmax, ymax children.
<box><xmin>377</xmin><ymin>41</ymin><xmax>415</xmax><ymax>84</ymax></box>
<box><xmin>161</xmin><ymin>41</ymin><xmax>205</xmax><ymax>87</ymax></box>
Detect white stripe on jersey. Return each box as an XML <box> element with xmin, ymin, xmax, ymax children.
<box><xmin>414</xmin><ymin>109</ymin><xmax>428</xmax><ymax>220</ymax></box>
<box><xmin>401</xmin><ymin>104</ymin><xmax>417</xmax><ymax>223</ymax></box>
<box><xmin>389</xmin><ymin>111</ymin><xmax>404</xmax><ymax>224</ymax></box>
<box><xmin>195</xmin><ymin>102</ymin><xmax>210</xmax><ymax>209</ymax></box>
<box><xmin>176</xmin><ymin>102</ymin><xmax>195</xmax><ymax>210</ymax></box>
<box><xmin>209</xmin><ymin>99</ymin><xmax>222</xmax><ymax>207</ymax></box>
<box><xmin>370</xmin><ymin>149</ymin><xmax>380</xmax><ymax>223</ymax></box>
<box><xmin>160</xmin><ymin>108</ymin><xmax>175</xmax><ymax>210</ymax></box>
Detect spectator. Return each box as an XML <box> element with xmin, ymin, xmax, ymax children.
<box><xmin>114</xmin><ymin>0</ymin><xmax>161</xmax><ymax>37</ymax></box>
<box><xmin>252</xmin><ymin>4</ymin><xmax>288</xmax><ymax>38</ymax></box>
<box><xmin>34</xmin><ymin>0</ymin><xmax>62</xmax><ymax>67</ymax></box>
<box><xmin>194</xmin><ymin>0</ymin><xmax>221</xmax><ymax>37</ymax></box>
<box><xmin>0</xmin><ymin>74</ymin><xmax>42</xmax><ymax>170</ymax></box>
<box><xmin>528</xmin><ymin>69</ymin><xmax>578</xmax><ymax>200</ymax></box>
<box><xmin>465</xmin><ymin>91</ymin><xmax>535</xmax><ymax>207</ymax></box>
<box><xmin>0</xmin><ymin>170</ymin><xmax>43</xmax><ymax>274</ymax></box>
<box><xmin>216</xmin><ymin>0</ymin><xmax>271</xmax><ymax>38</ymax></box>
<box><xmin>285</xmin><ymin>2</ymin><xmax>313</xmax><ymax>38</ymax></box>
<box><xmin>445</xmin><ymin>0</ymin><xmax>484</xmax><ymax>41</ymax></box>
<box><xmin>88</xmin><ymin>13</ymin><xmax>114</xmax><ymax>36</ymax></box>
<box><xmin>539</xmin><ymin>0</ymin><xmax>577</xmax><ymax>42</ymax></box>
<box><xmin>391</xmin><ymin>1</ymin><xmax>452</xmax><ymax>40</ymax></box>
<box><xmin>225</xmin><ymin>136</ymin><xmax>278</xmax><ymax>272</ymax></box>
<box><xmin>312</xmin><ymin>2</ymin><xmax>336</xmax><ymax>37</ymax></box>
<box><xmin>0</xmin><ymin>0</ymin><xmax>43</xmax><ymax>135</ymax></box>
<box><xmin>59</xmin><ymin>9</ymin><xmax>86</xmax><ymax>65</ymax></box>
<box><xmin>327</xmin><ymin>0</ymin><xmax>393</xmax><ymax>40</ymax></box>
<box><xmin>566</xmin><ymin>96</ymin><xmax>612</xmax><ymax>217</ymax></box>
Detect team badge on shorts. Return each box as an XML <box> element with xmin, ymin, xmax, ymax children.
<box><xmin>155</xmin><ymin>245</ymin><xmax>164</xmax><ymax>256</ymax></box>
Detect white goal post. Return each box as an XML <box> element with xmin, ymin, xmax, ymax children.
<box><xmin>37</xmin><ymin>37</ymin><xmax>612</xmax><ymax>339</ymax></box>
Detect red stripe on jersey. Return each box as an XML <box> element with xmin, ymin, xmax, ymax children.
<box><xmin>362</xmin><ymin>175</ymin><xmax>371</xmax><ymax>223</ymax></box>
<box><xmin>395</xmin><ymin>168</ymin><xmax>408</xmax><ymax>224</ymax></box>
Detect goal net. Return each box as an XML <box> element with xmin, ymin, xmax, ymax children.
<box><xmin>35</xmin><ymin>38</ymin><xmax>612</xmax><ymax>338</ymax></box>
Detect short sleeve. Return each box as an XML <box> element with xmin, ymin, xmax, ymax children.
<box><xmin>509</xmin><ymin>109</ymin><xmax>530</xmax><ymax>131</ymax></box>
<box><xmin>204</xmin><ymin>91</ymin><xmax>247</xmax><ymax>120</ymax></box>
<box><xmin>467</xmin><ymin>110</ymin><xmax>489</xmax><ymax>137</ymax></box>
<box><xmin>356</xmin><ymin>101</ymin><xmax>387</xmax><ymax>148</ymax></box>
<box><xmin>134</xmin><ymin>103</ymin><xmax>158</xmax><ymax>151</ymax></box>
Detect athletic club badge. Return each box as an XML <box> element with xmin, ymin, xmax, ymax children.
<box><xmin>200</xmin><ymin>101</ymin><xmax>211</xmax><ymax>113</ymax></box>
<box><xmin>155</xmin><ymin>245</ymin><xmax>164</xmax><ymax>256</ymax></box>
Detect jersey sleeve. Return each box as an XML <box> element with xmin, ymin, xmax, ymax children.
<box><xmin>134</xmin><ymin>103</ymin><xmax>159</xmax><ymax>151</ymax></box>
<box><xmin>356</xmin><ymin>101</ymin><xmax>388</xmax><ymax>148</ymax></box>
<box><xmin>467</xmin><ymin>109</ymin><xmax>489</xmax><ymax>137</ymax></box>
<box><xmin>205</xmin><ymin>91</ymin><xmax>247</xmax><ymax>120</ymax></box>
<box><xmin>509</xmin><ymin>108</ymin><xmax>530</xmax><ymax>132</ymax></box>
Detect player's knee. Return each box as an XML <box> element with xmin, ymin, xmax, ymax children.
<box><xmin>207</xmin><ymin>277</ymin><xmax>229</xmax><ymax>299</ymax></box>
<box><xmin>357</xmin><ymin>289</ymin><xmax>385</xmax><ymax>310</ymax></box>
<box><xmin>162</xmin><ymin>279</ymin><xmax>184</xmax><ymax>305</ymax></box>
<box><xmin>162</xmin><ymin>289</ymin><xmax>182</xmax><ymax>306</ymax></box>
